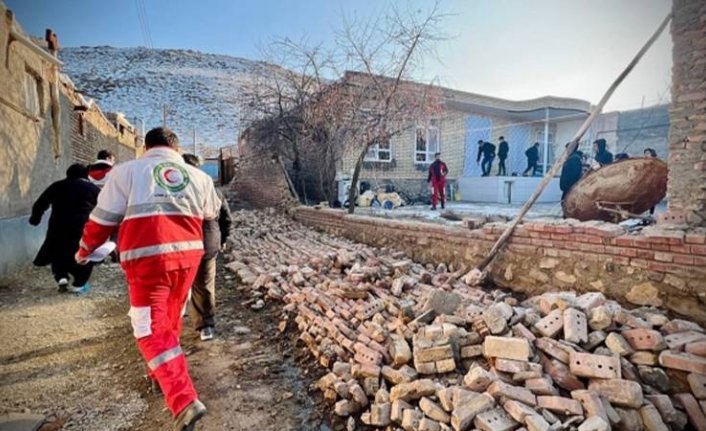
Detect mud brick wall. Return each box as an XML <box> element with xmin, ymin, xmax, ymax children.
<box><xmin>665</xmin><ymin>0</ymin><xmax>706</xmax><ymax>226</ymax></box>
<box><xmin>294</xmin><ymin>207</ymin><xmax>706</xmax><ymax>324</ymax></box>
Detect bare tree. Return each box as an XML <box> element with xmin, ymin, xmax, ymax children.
<box><xmin>238</xmin><ymin>2</ymin><xmax>446</xmax><ymax>209</ymax></box>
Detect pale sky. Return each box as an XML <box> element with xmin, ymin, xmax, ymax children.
<box><xmin>7</xmin><ymin>0</ymin><xmax>673</xmax><ymax>111</ymax></box>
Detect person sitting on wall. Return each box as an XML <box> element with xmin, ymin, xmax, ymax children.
<box><xmin>88</xmin><ymin>149</ymin><xmax>116</xmax><ymax>188</ymax></box>
<box><xmin>593</xmin><ymin>138</ymin><xmax>614</xmax><ymax>167</ymax></box>
<box><xmin>427</xmin><ymin>152</ymin><xmax>448</xmax><ymax>210</ymax></box>
<box><xmin>497</xmin><ymin>136</ymin><xmax>509</xmax><ymax>176</ymax></box>
<box><xmin>615</xmin><ymin>152</ymin><xmax>630</xmax><ymax>161</ymax></box>
<box><xmin>476</xmin><ymin>140</ymin><xmax>496</xmax><ymax>177</ymax></box>
<box><xmin>522</xmin><ymin>142</ymin><xmax>540</xmax><ymax>176</ymax></box>
<box><xmin>29</xmin><ymin>163</ymin><xmax>100</xmax><ymax>293</ymax></box>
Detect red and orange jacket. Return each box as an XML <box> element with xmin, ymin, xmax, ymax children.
<box><xmin>77</xmin><ymin>147</ymin><xmax>221</xmax><ymax>276</ymax></box>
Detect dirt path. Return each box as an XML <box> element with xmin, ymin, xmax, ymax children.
<box><xmin>0</xmin><ymin>256</ymin><xmax>327</xmax><ymax>430</ymax></box>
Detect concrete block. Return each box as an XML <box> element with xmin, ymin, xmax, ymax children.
<box><xmin>473</xmin><ymin>407</ymin><xmax>519</xmax><ymax>431</ymax></box>
<box><xmin>451</xmin><ymin>392</ymin><xmax>495</xmax><ymax>431</ymax></box>
<box><xmin>587</xmin><ymin>379</ymin><xmax>643</xmax><ymax>408</ymax></box>
<box><xmin>525</xmin><ymin>414</ymin><xmax>551</xmax><ymax>431</ymax></box>
<box><xmin>659</xmin><ymin>351</ymin><xmax>706</xmax><ymax>375</ymax></box>
<box><xmin>524</xmin><ymin>377</ymin><xmax>558</xmax><ymax>396</ymax></box>
<box><xmin>464</xmin><ymin>366</ymin><xmax>498</xmax><ymax>392</ymax></box>
<box><xmin>536</xmin><ymin>395</ymin><xmax>583</xmax><ymax>416</ymax></box>
<box><xmin>391</xmin><ymin>400</ymin><xmax>412</xmax><ymax>424</ymax></box>
<box><xmin>639</xmin><ymin>403</ymin><xmax>669</xmax><ymax>431</ymax></box>
<box><xmin>420</xmin><ymin>397</ymin><xmax>451</xmax><ymax>424</ymax></box>
<box><xmin>534</xmin><ymin>309</ymin><xmax>563</xmax><ymax>338</ymax></box>
<box><xmin>563</xmin><ymin>308</ymin><xmax>588</xmax><ymax>344</ymax></box>
<box><xmin>605</xmin><ymin>332</ymin><xmax>634</xmax><ymax>356</ymax></box>
<box><xmin>571</xmin><ymin>390</ymin><xmax>609</xmax><ymax>424</ymax></box>
<box><xmin>494</xmin><ymin>358</ymin><xmax>531</xmax><ymax>374</ymax></box>
<box><xmin>577</xmin><ymin>416</ymin><xmax>609</xmax><ymax>431</ymax></box>
<box><xmin>621</xmin><ymin>328</ymin><xmax>666</xmax><ymax>352</ymax></box>
<box><xmin>483</xmin><ymin>336</ymin><xmax>530</xmax><ymax>361</ymax></box>
<box><xmin>487</xmin><ymin>380</ymin><xmax>537</xmax><ymax>406</ymax></box>
<box><xmin>389</xmin><ymin>333</ymin><xmax>412</xmax><ymax>366</ymax></box>
<box><xmin>402</xmin><ymin>408</ymin><xmax>424</xmax><ymax>431</ymax></box>
<box><xmin>569</xmin><ymin>351</ymin><xmax>621</xmax><ymax>379</ymax></box>
<box><xmin>689</xmin><ymin>373</ymin><xmax>706</xmax><ymax>399</ymax></box>
<box><xmin>390</xmin><ymin>378</ymin><xmax>436</xmax><ymax>402</ymax></box>
<box><xmin>502</xmin><ymin>399</ymin><xmax>537</xmax><ymax>423</ymax></box>
<box><xmin>664</xmin><ymin>331</ymin><xmax>706</xmax><ymax>350</ymax></box>
<box><xmin>419</xmin><ymin>417</ymin><xmax>442</xmax><ymax>431</ymax></box>
<box><xmin>675</xmin><ymin>393</ymin><xmax>706</xmax><ymax>431</ymax></box>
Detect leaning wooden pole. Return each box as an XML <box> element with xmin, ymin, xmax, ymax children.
<box><xmin>474</xmin><ymin>12</ymin><xmax>672</xmax><ymax>274</ymax></box>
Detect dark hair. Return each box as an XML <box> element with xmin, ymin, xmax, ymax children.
<box><xmin>66</xmin><ymin>163</ymin><xmax>88</xmax><ymax>180</ymax></box>
<box><xmin>615</xmin><ymin>152</ymin><xmax>629</xmax><ymax>161</ymax></box>
<box><xmin>145</xmin><ymin>127</ymin><xmax>179</xmax><ymax>149</ymax></box>
<box><xmin>499</xmin><ymin>136</ymin><xmax>504</xmax><ymax>140</ymax></box>
<box><xmin>644</xmin><ymin>148</ymin><xmax>657</xmax><ymax>157</ymax></box>
<box><xmin>434</xmin><ymin>152</ymin><xmax>441</xmax><ymax>157</ymax></box>
<box><xmin>478</xmin><ymin>140</ymin><xmax>484</xmax><ymax>144</ymax></box>
<box><xmin>182</xmin><ymin>153</ymin><xmax>200</xmax><ymax>167</ymax></box>
<box><xmin>97</xmin><ymin>149</ymin><xmax>114</xmax><ymax>160</ymax></box>
<box><xmin>534</xmin><ymin>142</ymin><xmax>540</xmax><ymax>146</ymax></box>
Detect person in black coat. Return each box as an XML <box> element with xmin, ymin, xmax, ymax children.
<box><xmin>560</xmin><ymin>149</ymin><xmax>584</xmax><ymax>202</ymax></box>
<box><xmin>30</xmin><ymin>163</ymin><xmax>100</xmax><ymax>293</ymax></box>
<box><xmin>183</xmin><ymin>154</ymin><xmax>233</xmax><ymax>341</ymax></box>
<box><xmin>523</xmin><ymin>142</ymin><xmax>540</xmax><ymax>176</ymax></box>
<box><xmin>497</xmin><ymin>136</ymin><xmax>509</xmax><ymax>176</ymax></box>
<box><xmin>593</xmin><ymin>138</ymin><xmax>614</xmax><ymax>167</ymax></box>
<box><xmin>476</xmin><ymin>140</ymin><xmax>496</xmax><ymax>177</ymax></box>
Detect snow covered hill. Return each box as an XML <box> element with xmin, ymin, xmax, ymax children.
<box><xmin>60</xmin><ymin>46</ymin><xmax>277</xmax><ymax>152</ymax></box>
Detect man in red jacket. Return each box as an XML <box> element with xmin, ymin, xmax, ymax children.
<box><xmin>427</xmin><ymin>152</ymin><xmax>449</xmax><ymax>210</ymax></box>
<box><xmin>76</xmin><ymin>128</ymin><xmax>221</xmax><ymax>430</ymax></box>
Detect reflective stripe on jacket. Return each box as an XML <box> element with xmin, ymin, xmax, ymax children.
<box><xmin>79</xmin><ymin>147</ymin><xmax>221</xmax><ymax>275</ymax></box>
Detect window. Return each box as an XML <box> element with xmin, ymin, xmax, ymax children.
<box><xmin>415</xmin><ymin>119</ymin><xmax>440</xmax><ymax>164</ymax></box>
<box><xmin>23</xmin><ymin>70</ymin><xmax>41</xmax><ymax>117</ymax></box>
<box><xmin>364</xmin><ymin>137</ymin><xmax>392</xmax><ymax>162</ymax></box>
<box><xmin>77</xmin><ymin>114</ymin><xmax>86</xmax><ymax>137</ymax></box>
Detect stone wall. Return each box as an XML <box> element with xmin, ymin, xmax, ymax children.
<box><xmin>665</xmin><ymin>0</ymin><xmax>706</xmax><ymax>226</ymax></box>
<box><xmin>294</xmin><ymin>207</ymin><xmax>706</xmax><ymax>324</ymax></box>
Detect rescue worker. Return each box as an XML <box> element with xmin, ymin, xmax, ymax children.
<box><xmin>593</xmin><ymin>138</ymin><xmax>614</xmax><ymax>167</ymax></box>
<box><xmin>182</xmin><ymin>153</ymin><xmax>233</xmax><ymax>341</ymax></box>
<box><xmin>75</xmin><ymin>127</ymin><xmax>220</xmax><ymax>431</ymax></box>
<box><xmin>88</xmin><ymin>149</ymin><xmax>115</xmax><ymax>188</ymax></box>
<box><xmin>497</xmin><ymin>136</ymin><xmax>509</xmax><ymax>176</ymax></box>
<box><xmin>476</xmin><ymin>140</ymin><xmax>496</xmax><ymax>177</ymax></box>
<box><xmin>427</xmin><ymin>152</ymin><xmax>448</xmax><ymax>210</ymax></box>
<box><xmin>30</xmin><ymin>163</ymin><xmax>99</xmax><ymax>293</ymax></box>
<box><xmin>523</xmin><ymin>142</ymin><xmax>540</xmax><ymax>176</ymax></box>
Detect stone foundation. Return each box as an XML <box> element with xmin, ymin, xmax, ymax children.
<box><xmin>294</xmin><ymin>207</ymin><xmax>706</xmax><ymax>324</ymax></box>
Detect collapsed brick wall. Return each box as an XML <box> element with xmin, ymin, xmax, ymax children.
<box><xmin>665</xmin><ymin>0</ymin><xmax>706</xmax><ymax>226</ymax></box>
<box><xmin>70</xmin><ymin>110</ymin><xmax>138</xmax><ymax>165</ymax></box>
<box><xmin>232</xmin><ymin>140</ymin><xmax>296</xmax><ymax>209</ymax></box>
<box><xmin>294</xmin><ymin>207</ymin><xmax>706</xmax><ymax>324</ymax></box>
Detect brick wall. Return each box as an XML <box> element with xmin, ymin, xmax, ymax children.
<box><xmin>232</xmin><ymin>138</ymin><xmax>297</xmax><ymax>209</ymax></box>
<box><xmin>665</xmin><ymin>0</ymin><xmax>706</xmax><ymax>226</ymax></box>
<box><xmin>294</xmin><ymin>207</ymin><xmax>706</xmax><ymax>324</ymax></box>
<box><xmin>70</xmin><ymin>109</ymin><xmax>138</xmax><ymax>165</ymax></box>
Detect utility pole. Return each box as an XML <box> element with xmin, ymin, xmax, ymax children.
<box><xmin>192</xmin><ymin>126</ymin><xmax>197</xmax><ymax>155</ymax></box>
<box><xmin>162</xmin><ymin>104</ymin><xmax>168</xmax><ymax>127</ymax></box>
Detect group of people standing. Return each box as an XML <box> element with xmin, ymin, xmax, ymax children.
<box><xmin>475</xmin><ymin>137</ymin><xmax>544</xmax><ymax>178</ymax></box>
<box><xmin>29</xmin><ymin>127</ymin><xmax>231</xmax><ymax>430</ymax></box>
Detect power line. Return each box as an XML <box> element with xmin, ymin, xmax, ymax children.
<box><xmin>134</xmin><ymin>0</ymin><xmax>153</xmax><ymax>48</ymax></box>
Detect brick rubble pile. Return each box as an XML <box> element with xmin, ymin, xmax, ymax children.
<box><xmin>227</xmin><ymin>210</ymin><xmax>706</xmax><ymax>431</ymax></box>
